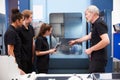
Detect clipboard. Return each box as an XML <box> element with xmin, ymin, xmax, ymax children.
<box><xmin>55</xmin><ymin>42</ymin><xmax>61</xmax><ymax>49</ymax></box>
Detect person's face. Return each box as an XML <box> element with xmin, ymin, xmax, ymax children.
<box><xmin>17</xmin><ymin>17</ymin><xmax>24</xmax><ymax>27</ymax></box>
<box><xmin>85</xmin><ymin>10</ymin><xmax>94</xmax><ymax>23</ymax></box>
<box><xmin>25</xmin><ymin>15</ymin><xmax>33</xmax><ymax>24</ymax></box>
<box><xmin>46</xmin><ymin>28</ymin><xmax>52</xmax><ymax>36</ymax></box>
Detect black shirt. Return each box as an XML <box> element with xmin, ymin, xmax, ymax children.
<box><xmin>35</xmin><ymin>36</ymin><xmax>49</xmax><ymax>51</ymax></box>
<box><xmin>35</xmin><ymin>35</ymin><xmax>49</xmax><ymax>73</ymax></box>
<box><xmin>91</xmin><ymin>17</ymin><xmax>108</xmax><ymax>61</ymax></box>
<box><xmin>35</xmin><ymin>35</ymin><xmax>49</xmax><ymax>58</ymax></box>
<box><xmin>17</xmin><ymin>25</ymin><xmax>34</xmax><ymax>61</ymax></box>
<box><xmin>4</xmin><ymin>25</ymin><xmax>21</xmax><ymax>68</ymax></box>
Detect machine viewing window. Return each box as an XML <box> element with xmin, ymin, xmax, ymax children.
<box><xmin>49</xmin><ymin>13</ymin><xmax>88</xmax><ymax>59</ymax></box>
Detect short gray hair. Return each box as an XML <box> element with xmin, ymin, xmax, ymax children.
<box><xmin>86</xmin><ymin>5</ymin><xmax>99</xmax><ymax>15</ymax></box>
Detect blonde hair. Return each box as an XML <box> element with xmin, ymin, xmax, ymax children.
<box><xmin>22</xmin><ymin>10</ymin><xmax>32</xmax><ymax>19</ymax></box>
<box><xmin>86</xmin><ymin>5</ymin><xmax>99</xmax><ymax>15</ymax></box>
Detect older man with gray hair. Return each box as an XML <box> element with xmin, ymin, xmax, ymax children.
<box><xmin>69</xmin><ymin>5</ymin><xmax>110</xmax><ymax>73</ymax></box>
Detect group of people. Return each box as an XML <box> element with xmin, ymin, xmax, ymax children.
<box><xmin>4</xmin><ymin>8</ymin><xmax>56</xmax><ymax>74</ymax></box>
<box><xmin>4</xmin><ymin>5</ymin><xmax>110</xmax><ymax>75</ymax></box>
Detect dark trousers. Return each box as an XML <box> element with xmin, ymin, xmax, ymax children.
<box><xmin>37</xmin><ymin>66</ymin><xmax>48</xmax><ymax>73</ymax></box>
<box><xmin>36</xmin><ymin>55</ymin><xmax>49</xmax><ymax>74</ymax></box>
<box><xmin>21</xmin><ymin>60</ymin><xmax>33</xmax><ymax>73</ymax></box>
<box><xmin>89</xmin><ymin>60</ymin><xmax>107</xmax><ymax>73</ymax></box>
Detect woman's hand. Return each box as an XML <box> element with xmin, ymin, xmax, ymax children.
<box><xmin>19</xmin><ymin>68</ymin><xmax>26</xmax><ymax>75</ymax></box>
<box><xmin>48</xmin><ymin>48</ymin><xmax>56</xmax><ymax>54</ymax></box>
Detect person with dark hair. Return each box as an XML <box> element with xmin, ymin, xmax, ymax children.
<box><xmin>17</xmin><ymin>10</ymin><xmax>35</xmax><ymax>73</ymax></box>
<box><xmin>35</xmin><ymin>23</ymin><xmax>56</xmax><ymax>73</ymax></box>
<box><xmin>69</xmin><ymin>5</ymin><xmax>110</xmax><ymax>73</ymax></box>
<box><xmin>4</xmin><ymin>8</ymin><xmax>25</xmax><ymax>74</ymax></box>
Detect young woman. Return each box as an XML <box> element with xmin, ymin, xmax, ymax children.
<box><xmin>17</xmin><ymin>10</ymin><xmax>34</xmax><ymax>73</ymax></box>
<box><xmin>35</xmin><ymin>23</ymin><xmax>56</xmax><ymax>73</ymax></box>
<box><xmin>4</xmin><ymin>8</ymin><xmax>25</xmax><ymax>74</ymax></box>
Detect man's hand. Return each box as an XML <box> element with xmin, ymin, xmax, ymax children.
<box><xmin>69</xmin><ymin>40</ymin><xmax>76</xmax><ymax>46</ymax></box>
<box><xmin>85</xmin><ymin>48</ymin><xmax>93</xmax><ymax>55</ymax></box>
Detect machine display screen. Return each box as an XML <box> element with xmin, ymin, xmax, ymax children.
<box><xmin>49</xmin><ymin>13</ymin><xmax>88</xmax><ymax>59</ymax></box>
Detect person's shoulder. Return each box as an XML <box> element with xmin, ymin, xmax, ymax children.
<box><xmin>29</xmin><ymin>24</ymin><xmax>33</xmax><ymax>27</ymax></box>
<box><xmin>7</xmin><ymin>25</ymin><xmax>14</xmax><ymax>31</ymax></box>
<box><xmin>95</xmin><ymin>17</ymin><xmax>106</xmax><ymax>25</ymax></box>
<box><xmin>16</xmin><ymin>26</ymin><xmax>22</xmax><ymax>31</ymax></box>
<box><xmin>35</xmin><ymin>36</ymin><xmax>42</xmax><ymax>43</ymax></box>
<box><xmin>6</xmin><ymin>27</ymin><xmax>16</xmax><ymax>34</ymax></box>
<box><xmin>97</xmin><ymin>17</ymin><xmax>105</xmax><ymax>23</ymax></box>
<box><xmin>29</xmin><ymin>24</ymin><xmax>34</xmax><ymax>29</ymax></box>
<box><xmin>38</xmin><ymin>36</ymin><xmax>43</xmax><ymax>39</ymax></box>
<box><xmin>36</xmin><ymin>36</ymin><xmax>44</xmax><ymax>40</ymax></box>
<box><xmin>16</xmin><ymin>26</ymin><xmax>24</xmax><ymax>34</ymax></box>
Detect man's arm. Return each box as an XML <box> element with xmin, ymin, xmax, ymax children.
<box><xmin>69</xmin><ymin>32</ymin><xmax>91</xmax><ymax>45</ymax></box>
<box><xmin>76</xmin><ymin>32</ymin><xmax>91</xmax><ymax>43</ymax></box>
<box><xmin>85</xmin><ymin>33</ymin><xmax>110</xmax><ymax>54</ymax></box>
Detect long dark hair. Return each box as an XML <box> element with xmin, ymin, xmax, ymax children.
<box><xmin>36</xmin><ymin>23</ymin><xmax>52</xmax><ymax>38</ymax></box>
<box><xmin>11</xmin><ymin>8</ymin><xmax>23</xmax><ymax>23</ymax></box>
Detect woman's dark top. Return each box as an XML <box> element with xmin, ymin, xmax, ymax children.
<box><xmin>4</xmin><ymin>25</ymin><xmax>22</xmax><ymax>68</ymax></box>
<box><xmin>17</xmin><ymin>25</ymin><xmax>34</xmax><ymax>73</ymax></box>
<box><xmin>35</xmin><ymin>35</ymin><xmax>49</xmax><ymax>73</ymax></box>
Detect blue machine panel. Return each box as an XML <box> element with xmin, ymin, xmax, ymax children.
<box><xmin>113</xmin><ymin>33</ymin><xmax>120</xmax><ymax>60</ymax></box>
